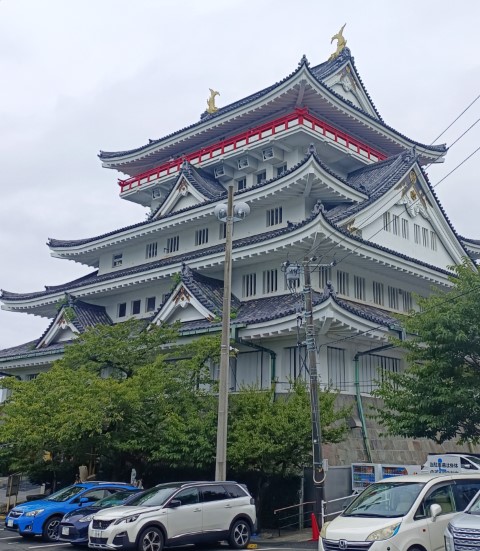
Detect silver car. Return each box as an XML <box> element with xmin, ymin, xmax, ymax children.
<box><xmin>445</xmin><ymin>487</ymin><xmax>480</xmax><ymax>551</ymax></box>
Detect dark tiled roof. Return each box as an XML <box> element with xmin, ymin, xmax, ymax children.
<box><xmin>99</xmin><ymin>50</ymin><xmax>446</xmax><ymax>163</ymax></box>
<box><xmin>326</xmin><ymin>150</ymin><xmax>417</xmax><ymax>222</ymax></box>
<box><xmin>149</xmin><ymin>162</ymin><xmax>226</xmax><ymax>220</ymax></box>
<box><xmin>459</xmin><ymin>236</ymin><xmax>480</xmax><ymax>246</ymax></box>
<box><xmin>0</xmin><ymin>340</ymin><xmax>66</xmax><ymax>362</ymax></box>
<box><xmin>47</xmin><ymin>151</ymin><xmax>364</xmax><ymax>250</ymax></box>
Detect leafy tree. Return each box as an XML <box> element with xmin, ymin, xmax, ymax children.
<box><xmin>373</xmin><ymin>261</ymin><xmax>480</xmax><ymax>444</ymax></box>
<box><xmin>228</xmin><ymin>380</ymin><xmax>350</xmax><ymax>476</ymax></box>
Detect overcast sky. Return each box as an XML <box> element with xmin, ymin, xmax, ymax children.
<box><xmin>1</xmin><ymin>0</ymin><xmax>479</xmax><ymax>350</ymax></box>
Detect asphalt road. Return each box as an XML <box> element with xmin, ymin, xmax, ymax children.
<box><xmin>0</xmin><ymin>529</ymin><xmax>317</xmax><ymax>551</ymax></box>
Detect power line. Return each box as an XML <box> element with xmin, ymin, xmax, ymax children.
<box><xmin>430</xmin><ymin>93</ymin><xmax>480</xmax><ymax>144</ymax></box>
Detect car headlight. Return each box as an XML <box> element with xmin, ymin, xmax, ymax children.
<box><xmin>366</xmin><ymin>523</ymin><xmax>401</xmax><ymax>541</ymax></box>
<box><xmin>320</xmin><ymin>521</ymin><xmax>331</xmax><ymax>539</ymax></box>
<box><xmin>79</xmin><ymin>514</ymin><xmax>95</xmax><ymax>523</ymax></box>
<box><xmin>114</xmin><ymin>514</ymin><xmax>139</xmax><ymax>525</ymax></box>
<box><xmin>25</xmin><ymin>509</ymin><xmax>45</xmax><ymax>517</ymax></box>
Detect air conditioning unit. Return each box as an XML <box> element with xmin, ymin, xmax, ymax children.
<box><xmin>237</xmin><ymin>156</ymin><xmax>258</xmax><ymax>173</ymax></box>
<box><xmin>262</xmin><ymin>146</ymin><xmax>283</xmax><ymax>163</ymax></box>
<box><xmin>214</xmin><ymin>164</ymin><xmax>234</xmax><ymax>182</ymax></box>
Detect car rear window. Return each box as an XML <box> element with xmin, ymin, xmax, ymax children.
<box><xmin>201</xmin><ymin>485</ymin><xmax>229</xmax><ymax>502</ymax></box>
<box><xmin>223</xmin><ymin>484</ymin><xmax>248</xmax><ymax>498</ymax></box>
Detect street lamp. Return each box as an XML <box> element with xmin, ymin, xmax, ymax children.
<box><xmin>214</xmin><ymin>184</ymin><xmax>250</xmax><ymax>481</ymax></box>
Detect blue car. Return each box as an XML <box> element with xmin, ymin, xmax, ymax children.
<box><xmin>58</xmin><ymin>489</ymin><xmax>141</xmax><ymax>546</ymax></box>
<box><xmin>5</xmin><ymin>481</ymin><xmax>137</xmax><ymax>542</ymax></box>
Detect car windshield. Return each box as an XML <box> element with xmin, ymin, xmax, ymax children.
<box><xmin>467</xmin><ymin>490</ymin><xmax>480</xmax><ymax>514</ymax></box>
<box><xmin>91</xmin><ymin>490</ymin><xmax>139</xmax><ymax>508</ymax></box>
<box><xmin>466</xmin><ymin>456</ymin><xmax>480</xmax><ymax>467</ymax></box>
<box><xmin>125</xmin><ymin>485</ymin><xmax>180</xmax><ymax>507</ymax></box>
<box><xmin>46</xmin><ymin>485</ymin><xmax>85</xmax><ymax>502</ymax></box>
<box><xmin>343</xmin><ymin>482</ymin><xmax>425</xmax><ymax>518</ymax></box>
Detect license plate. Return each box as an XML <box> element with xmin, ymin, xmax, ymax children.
<box><xmin>91</xmin><ymin>529</ymin><xmax>103</xmax><ymax>538</ymax></box>
<box><xmin>61</xmin><ymin>526</ymin><xmax>70</xmax><ymax>535</ymax></box>
<box><xmin>7</xmin><ymin>519</ymin><xmax>13</xmax><ymax>527</ymax></box>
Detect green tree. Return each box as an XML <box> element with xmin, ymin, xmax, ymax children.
<box><xmin>373</xmin><ymin>261</ymin><xmax>480</xmax><ymax>444</ymax></box>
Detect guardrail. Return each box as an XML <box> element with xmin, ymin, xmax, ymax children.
<box><xmin>321</xmin><ymin>492</ymin><xmax>358</xmax><ymax>526</ymax></box>
<box><xmin>273</xmin><ymin>500</ymin><xmax>315</xmax><ymax>536</ymax></box>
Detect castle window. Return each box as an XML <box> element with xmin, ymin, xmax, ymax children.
<box><xmin>276</xmin><ymin>164</ymin><xmax>287</xmax><ymax>177</ymax></box>
<box><xmin>146</xmin><ymin>297</ymin><xmax>156</xmax><ymax>312</ymax></box>
<box><xmin>414</xmin><ymin>224</ymin><xmax>421</xmax><ymax>244</ymax></box>
<box><xmin>402</xmin><ymin>291</ymin><xmax>413</xmax><ymax>312</ymax></box>
<box><xmin>383</xmin><ymin>212</ymin><xmax>391</xmax><ymax>232</ymax></box>
<box><xmin>327</xmin><ymin>346</ymin><xmax>347</xmax><ymax>391</ymax></box>
<box><xmin>388</xmin><ymin>286</ymin><xmax>399</xmax><ymax>310</ymax></box>
<box><xmin>431</xmin><ymin>231</ymin><xmax>437</xmax><ymax>251</ymax></box>
<box><xmin>373</xmin><ymin>281</ymin><xmax>384</xmax><ymax>306</ymax></box>
<box><xmin>319</xmin><ymin>267</ymin><xmax>332</xmax><ymax>289</ymax></box>
<box><xmin>402</xmin><ymin>218</ymin><xmax>409</xmax><ymax>239</ymax></box>
<box><xmin>354</xmin><ymin>275</ymin><xmax>366</xmax><ymax>301</ymax></box>
<box><xmin>392</xmin><ymin>215</ymin><xmax>399</xmax><ymax>235</ymax></box>
<box><xmin>118</xmin><ymin>303</ymin><xmax>127</xmax><ymax>318</ymax></box>
<box><xmin>26</xmin><ymin>373</ymin><xmax>39</xmax><ymax>381</ymax></box>
<box><xmin>422</xmin><ymin>227</ymin><xmax>429</xmax><ymax>247</ymax></box>
<box><xmin>146</xmin><ymin>242</ymin><xmax>158</xmax><ymax>259</ymax></box>
<box><xmin>242</xmin><ymin>273</ymin><xmax>256</xmax><ymax>297</ymax></box>
<box><xmin>195</xmin><ymin>228</ymin><xmax>209</xmax><ymax>246</ymax></box>
<box><xmin>237</xmin><ymin>177</ymin><xmax>246</xmax><ymax>191</ymax></box>
<box><xmin>359</xmin><ymin>353</ymin><xmax>400</xmax><ymax>393</ymax></box>
<box><xmin>266</xmin><ymin>207</ymin><xmax>282</xmax><ymax>227</ymax></box>
<box><xmin>112</xmin><ymin>253</ymin><xmax>123</xmax><ymax>268</ymax></box>
<box><xmin>131</xmin><ymin>300</ymin><xmax>141</xmax><ymax>315</ymax></box>
<box><xmin>166</xmin><ymin>236</ymin><xmax>179</xmax><ymax>253</ymax></box>
<box><xmin>336</xmin><ymin>270</ymin><xmax>349</xmax><ymax>296</ymax></box>
<box><xmin>263</xmin><ymin>269</ymin><xmax>278</xmax><ymax>294</ymax></box>
<box><xmin>256</xmin><ymin>170</ymin><xmax>267</xmax><ymax>184</ymax></box>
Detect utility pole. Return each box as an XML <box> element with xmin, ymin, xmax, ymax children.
<box><xmin>302</xmin><ymin>257</ymin><xmax>324</xmax><ymax>526</ymax></box>
<box><xmin>215</xmin><ymin>185</ymin><xmax>234</xmax><ymax>482</ymax></box>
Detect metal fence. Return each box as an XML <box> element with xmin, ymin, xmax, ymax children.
<box><xmin>273</xmin><ymin>500</ymin><xmax>315</xmax><ymax>536</ymax></box>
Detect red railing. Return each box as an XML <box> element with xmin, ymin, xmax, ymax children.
<box><xmin>118</xmin><ymin>108</ymin><xmax>387</xmax><ymax>193</ymax></box>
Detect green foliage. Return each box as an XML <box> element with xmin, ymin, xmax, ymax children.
<box><xmin>170</xmin><ymin>272</ymin><xmax>182</xmax><ymax>289</ymax></box>
<box><xmin>373</xmin><ymin>260</ymin><xmax>480</xmax><ymax>444</ymax></box>
<box><xmin>228</xmin><ymin>380</ymin><xmax>350</xmax><ymax>476</ymax></box>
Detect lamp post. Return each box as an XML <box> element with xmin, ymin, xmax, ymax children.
<box><xmin>214</xmin><ymin>185</ymin><xmax>250</xmax><ymax>481</ymax></box>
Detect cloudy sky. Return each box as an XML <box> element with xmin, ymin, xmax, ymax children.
<box><xmin>1</xmin><ymin>0</ymin><xmax>479</xmax><ymax>349</ymax></box>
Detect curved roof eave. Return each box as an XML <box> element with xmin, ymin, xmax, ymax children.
<box><xmin>99</xmin><ymin>55</ymin><xmax>446</xmax><ymax>169</ymax></box>
<box><xmin>48</xmin><ymin>151</ymin><xmax>367</xmax><ymax>253</ymax></box>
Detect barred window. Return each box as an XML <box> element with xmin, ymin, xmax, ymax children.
<box><xmin>354</xmin><ymin>275</ymin><xmax>365</xmax><ymax>301</ymax></box>
<box><xmin>337</xmin><ymin>270</ymin><xmax>349</xmax><ymax>296</ymax></box>
<box><xmin>263</xmin><ymin>269</ymin><xmax>278</xmax><ymax>294</ymax></box>
<box><xmin>195</xmin><ymin>228</ymin><xmax>209</xmax><ymax>246</ymax></box>
<box><xmin>166</xmin><ymin>236</ymin><xmax>179</xmax><ymax>253</ymax></box>
<box><xmin>319</xmin><ymin>266</ymin><xmax>332</xmax><ymax>289</ymax></box>
<box><xmin>242</xmin><ymin>273</ymin><xmax>256</xmax><ymax>297</ymax></box>
<box><xmin>431</xmin><ymin>231</ymin><xmax>437</xmax><ymax>251</ymax></box>
<box><xmin>392</xmin><ymin>215</ymin><xmax>399</xmax><ymax>235</ymax></box>
<box><xmin>359</xmin><ymin>353</ymin><xmax>400</xmax><ymax>393</ymax></box>
<box><xmin>422</xmin><ymin>227</ymin><xmax>429</xmax><ymax>247</ymax></box>
<box><xmin>388</xmin><ymin>286</ymin><xmax>399</xmax><ymax>310</ymax></box>
<box><xmin>146</xmin><ymin>242</ymin><xmax>158</xmax><ymax>259</ymax></box>
<box><xmin>285</xmin><ymin>345</ymin><xmax>307</xmax><ymax>381</ymax></box>
<box><xmin>327</xmin><ymin>347</ymin><xmax>347</xmax><ymax>391</ymax></box>
<box><xmin>402</xmin><ymin>218</ymin><xmax>409</xmax><ymax>239</ymax></box>
<box><xmin>276</xmin><ymin>164</ymin><xmax>287</xmax><ymax>177</ymax></box>
<box><xmin>414</xmin><ymin>224</ymin><xmax>421</xmax><ymax>244</ymax></box>
<box><xmin>402</xmin><ymin>290</ymin><xmax>413</xmax><ymax>312</ymax></box>
<box><xmin>383</xmin><ymin>212</ymin><xmax>391</xmax><ymax>232</ymax></box>
<box><xmin>256</xmin><ymin>170</ymin><xmax>267</xmax><ymax>184</ymax></box>
<box><xmin>373</xmin><ymin>281</ymin><xmax>384</xmax><ymax>306</ymax></box>
<box><xmin>266</xmin><ymin>207</ymin><xmax>283</xmax><ymax>227</ymax></box>
<box><xmin>237</xmin><ymin>177</ymin><xmax>246</xmax><ymax>191</ymax></box>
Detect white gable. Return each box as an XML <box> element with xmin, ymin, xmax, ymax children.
<box><xmin>152</xmin><ymin>283</ymin><xmax>215</xmax><ymax>325</ymax></box>
<box><xmin>345</xmin><ymin>168</ymin><xmax>469</xmax><ymax>271</ymax></box>
<box><xmin>152</xmin><ymin>175</ymin><xmax>207</xmax><ymax>219</ymax></box>
<box><xmin>36</xmin><ymin>311</ymin><xmax>79</xmax><ymax>348</ymax></box>
<box><xmin>322</xmin><ymin>62</ymin><xmax>380</xmax><ymax>120</ymax></box>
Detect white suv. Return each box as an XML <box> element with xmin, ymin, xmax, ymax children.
<box><xmin>88</xmin><ymin>481</ymin><xmax>256</xmax><ymax>551</ymax></box>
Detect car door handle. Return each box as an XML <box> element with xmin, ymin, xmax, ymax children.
<box><xmin>224</xmin><ymin>504</ymin><xmax>232</xmax><ymax>508</ymax></box>
<box><xmin>194</xmin><ymin>508</ymin><xmax>201</xmax><ymax>512</ymax></box>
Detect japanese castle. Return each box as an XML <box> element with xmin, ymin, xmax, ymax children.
<box><xmin>2</xmin><ymin>30</ymin><xmax>479</xmax><ymax>464</ymax></box>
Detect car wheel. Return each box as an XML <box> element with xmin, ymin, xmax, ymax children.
<box><xmin>42</xmin><ymin>515</ymin><xmax>62</xmax><ymax>542</ymax></box>
<box><xmin>137</xmin><ymin>526</ymin><xmax>164</xmax><ymax>551</ymax></box>
<box><xmin>228</xmin><ymin>519</ymin><xmax>251</xmax><ymax>549</ymax></box>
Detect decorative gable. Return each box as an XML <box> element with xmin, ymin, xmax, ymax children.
<box><xmin>152</xmin><ymin>174</ymin><xmax>206</xmax><ymax>219</ymax></box>
<box><xmin>36</xmin><ymin>309</ymin><xmax>79</xmax><ymax>348</ymax></box>
<box><xmin>151</xmin><ymin>283</ymin><xmax>216</xmax><ymax>325</ymax></box>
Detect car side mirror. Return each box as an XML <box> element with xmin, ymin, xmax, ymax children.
<box><xmin>168</xmin><ymin>499</ymin><xmax>181</xmax><ymax>508</ymax></box>
<box><xmin>79</xmin><ymin>497</ymin><xmax>89</xmax><ymax>504</ymax></box>
<box><xmin>430</xmin><ymin>503</ymin><xmax>442</xmax><ymax>521</ymax></box>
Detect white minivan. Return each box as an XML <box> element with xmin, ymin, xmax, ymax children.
<box><xmin>319</xmin><ymin>473</ymin><xmax>480</xmax><ymax>551</ymax></box>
